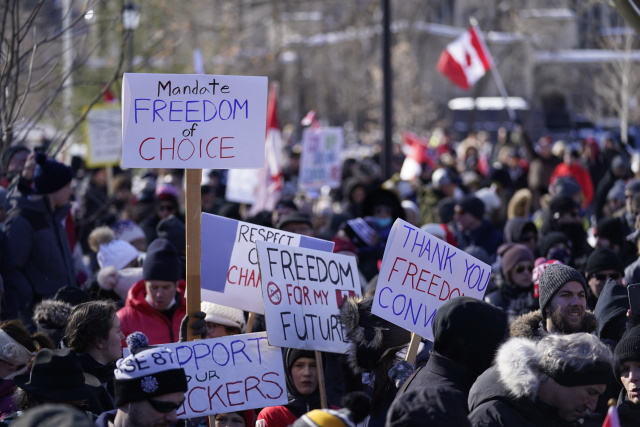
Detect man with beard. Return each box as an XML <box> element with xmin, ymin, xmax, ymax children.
<box><xmin>510</xmin><ymin>264</ymin><xmax>597</xmax><ymax>339</ymax></box>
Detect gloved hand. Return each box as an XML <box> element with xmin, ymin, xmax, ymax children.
<box><xmin>179</xmin><ymin>311</ymin><xmax>207</xmax><ymax>342</ymax></box>
<box><xmin>388</xmin><ymin>360</ymin><xmax>415</xmax><ymax>389</ymax></box>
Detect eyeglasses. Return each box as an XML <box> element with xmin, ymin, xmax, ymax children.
<box><xmin>147</xmin><ymin>398</ymin><xmax>184</xmax><ymax>413</ymax></box>
<box><xmin>593</xmin><ymin>272</ymin><xmax>622</xmax><ymax>281</ymax></box>
<box><xmin>514</xmin><ymin>265</ymin><xmax>534</xmax><ymax>274</ymax></box>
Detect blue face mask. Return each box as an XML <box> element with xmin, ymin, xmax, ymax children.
<box><xmin>376</xmin><ymin>217</ymin><xmax>393</xmax><ymax>229</ymax></box>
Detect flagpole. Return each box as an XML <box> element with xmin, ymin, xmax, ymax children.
<box><xmin>470</xmin><ymin>17</ymin><xmax>517</xmax><ymax>123</ymax></box>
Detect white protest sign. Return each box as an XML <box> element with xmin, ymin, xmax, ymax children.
<box><xmin>256</xmin><ymin>241</ymin><xmax>361</xmax><ymax>353</ymax></box>
<box><xmin>121</xmin><ymin>73</ymin><xmax>267</xmax><ymax>169</ymax></box>
<box><xmin>85</xmin><ymin>105</ymin><xmax>122</xmax><ymax>167</ymax></box>
<box><xmin>298</xmin><ymin>127</ymin><xmax>343</xmax><ymax>191</ymax></box>
<box><xmin>371</xmin><ymin>219</ymin><xmax>490</xmax><ymax>341</ymax></box>
<box><xmin>156</xmin><ymin>333</ymin><xmax>287</xmax><ymax>418</ymax></box>
<box><xmin>201</xmin><ymin>213</ymin><xmax>334</xmax><ymax>314</ymax></box>
<box><xmin>225</xmin><ymin>169</ymin><xmax>259</xmax><ymax>204</ymax></box>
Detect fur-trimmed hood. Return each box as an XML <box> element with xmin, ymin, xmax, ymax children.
<box><xmin>509</xmin><ymin>309</ymin><xmax>598</xmax><ymax>340</ymax></box>
<box><xmin>495</xmin><ymin>337</ymin><xmax>542</xmax><ymax>399</ymax></box>
<box><xmin>338</xmin><ymin>296</ymin><xmax>411</xmax><ymax>374</ymax></box>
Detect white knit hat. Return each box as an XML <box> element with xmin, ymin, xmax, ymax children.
<box><xmin>201</xmin><ymin>302</ymin><xmax>245</xmax><ymax>330</ymax></box>
<box><xmin>97</xmin><ymin>239</ymin><xmax>139</xmax><ymax>270</ymax></box>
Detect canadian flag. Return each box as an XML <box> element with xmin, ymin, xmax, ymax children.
<box><xmin>437</xmin><ymin>26</ymin><xmax>493</xmax><ymax>90</ymax></box>
<box><xmin>602</xmin><ymin>404</ymin><xmax>620</xmax><ymax>427</ymax></box>
<box><xmin>249</xmin><ymin>83</ymin><xmax>283</xmax><ymax>214</ymax></box>
<box><xmin>400</xmin><ymin>131</ymin><xmax>435</xmax><ymax>181</ymax></box>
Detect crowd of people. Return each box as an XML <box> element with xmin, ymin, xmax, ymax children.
<box><xmin>0</xmin><ymin>126</ymin><xmax>638</xmax><ymax>426</ymax></box>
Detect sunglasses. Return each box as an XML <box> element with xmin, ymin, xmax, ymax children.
<box><xmin>158</xmin><ymin>205</ymin><xmax>175</xmax><ymax>212</ymax></box>
<box><xmin>514</xmin><ymin>265</ymin><xmax>534</xmax><ymax>274</ymax></box>
<box><xmin>593</xmin><ymin>272</ymin><xmax>622</xmax><ymax>281</ymax></box>
<box><xmin>147</xmin><ymin>398</ymin><xmax>184</xmax><ymax>413</ymax></box>
<box><xmin>520</xmin><ymin>234</ymin><xmax>537</xmax><ymax>242</ymax></box>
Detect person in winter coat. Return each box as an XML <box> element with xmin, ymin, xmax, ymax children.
<box><xmin>4</xmin><ymin>153</ymin><xmax>76</xmax><ymax>327</ymax></box>
<box><xmin>396</xmin><ymin>297</ymin><xmax>507</xmax><ymax>414</ymax></box>
<box><xmin>386</xmin><ymin>386</ymin><xmax>471</xmax><ymax>427</ymax></box>
<box><xmin>584</xmin><ymin>248</ymin><xmax>625</xmax><ymax>311</ymax></box>
<box><xmin>468</xmin><ymin>333</ymin><xmax>613</xmax><ymax>426</ymax></box>
<box><xmin>613</xmin><ymin>325</ymin><xmax>640</xmax><ymax>426</ymax></box>
<box><xmin>485</xmin><ymin>243</ymin><xmax>538</xmax><ymax>325</ymax></box>
<box><xmin>593</xmin><ymin>279</ymin><xmax>630</xmax><ymax>344</ymax></box>
<box><xmin>338</xmin><ymin>297</ymin><xmax>413</xmax><ymax>427</ymax></box>
<box><xmin>0</xmin><ymin>320</ymin><xmax>52</xmax><ymax>420</ymax></box>
<box><xmin>256</xmin><ymin>348</ymin><xmax>326</xmax><ymax>427</ymax></box>
<box><xmin>510</xmin><ymin>264</ymin><xmax>597</xmax><ymax>340</ymax></box>
<box><xmin>63</xmin><ymin>300</ymin><xmax>124</xmax><ymax>416</ymax></box>
<box><xmin>453</xmin><ymin>195</ymin><xmax>503</xmax><ymax>263</ymax></box>
<box><xmin>502</xmin><ymin>218</ymin><xmax>537</xmax><ymax>256</ymax></box>
<box><xmin>116</xmin><ymin>238</ymin><xmax>186</xmax><ymax>345</ymax></box>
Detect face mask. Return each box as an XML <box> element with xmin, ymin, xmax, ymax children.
<box><xmin>376</xmin><ymin>217</ymin><xmax>393</xmax><ymax>229</ymax></box>
<box><xmin>547</xmin><ymin>248</ymin><xmax>571</xmax><ymax>264</ymax></box>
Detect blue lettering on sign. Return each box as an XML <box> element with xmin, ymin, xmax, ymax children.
<box><xmin>464</xmin><ymin>259</ymin><xmax>489</xmax><ymax>292</ymax></box>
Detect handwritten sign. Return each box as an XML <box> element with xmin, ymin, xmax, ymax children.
<box><xmin>121</xmin><ymin>73</ymin><xmax>267</xmax><ymax>169</ymax></box>
<box><xmin>85</xmin><ymin>105</ymin><xmax>122</xmax><ymax>167</ymax></box>
<box><xmin>298</xmin><ymin>127</ymin><xmax>343</xmax><ymax>191</ymax></box>
<box><xmin>256</xmin><ymin>241</ymin><xmax>361</xmax><ymax>353</ymax></box>
<box><xmin>201</xmin><ymin>213</ymin><xmax>334</xmax><ymax>314</ymax></box>
<box><xmin>371</xmin><ymin>219</ymin><xmax>490</xmax><ymax>341</ymax></box>
<box><xmin>160</xmin><ymin>333</ymin><xmax>287</xmax><ymax>418</ymax></box>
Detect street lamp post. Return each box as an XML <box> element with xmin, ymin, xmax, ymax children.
<box><xmin>122</xmin><ymin>3</ymin><xmax>140</xmax><ymax>73</ymax></box>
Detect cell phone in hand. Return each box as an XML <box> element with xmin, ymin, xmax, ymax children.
<box><xmin>628</xmin><ymin>283</ymin><xmax>640</xmax><ymax>315</ymax></box>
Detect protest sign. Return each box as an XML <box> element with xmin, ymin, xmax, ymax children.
<box><xmin>298</xmin><ymin>127</ymin><xmax>343</xmax><ymax>191</ymax></box>
<box><xmin>371</xmin><ymin>219</ymin><xmax>490</xmax><ymax>342</ymax></box>
<box><xmin>256</xmin><ymin>241</ymin><xmax>361</xmax><ymax>352</ymax></box>
<box><xmin>151</xmin><ymin>332</ymin><xmax>287</xmax><ymax>418</ymax></box>
<box><xmin>121</xmin><ymin>73</ymin><xmax>267</xmax><ymax>169</ymax></box>
<box><xmin>85</xmin><ymin>105</ymin><xmax>122</xmax><ymax>167</ymax></box>
<box><xmin>225</xmin><ymin>169</ymin><xmax>258</xmax><ymax>204</ymax></box>
<box><xmin>201</xmin><ymin>213</ymin><xmax>334</xmax><ymax>314</ymax></box>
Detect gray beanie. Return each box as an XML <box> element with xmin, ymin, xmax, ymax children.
<box><xmin>538</xmin><ymin>264</ymin><xmax>587</xmax><ymax>320</ymax></box>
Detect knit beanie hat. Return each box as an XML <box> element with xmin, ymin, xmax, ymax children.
<box><xmin>538</xmin><ymin>264</ymin><xmax>587</xmax><ymax>320</ymax></box>
<box><xmin>457</xmin><ymin>195</ymin><xmax>485</xmax><ymax>220</ymax></box>
<box><xmin>201</xmin><ymin>301</ymin><xmax>245</xmax><ymax>331</ymax></box>
<box><xmin>114</xmin><ymin>332</ymin><xmax>187</xmax><ymax>407</ymax></box>
<box><xmin>32</xmin><ymin>152</ymin><xmax>74</xmax><ymax>195</ymax></box>
<box><xmin>595</xmin><ymin>218</ymin><xmax>625</xmax><ymax>248</ymax></box>
<box><xmin>498</xmin><ymin>243</ymin><xmax>535</xmax><ymax>278</ymax></box>
<box><xmin>539</xmin><ymin>231</ymin><xmax>571</xmax><ymax>258</ymax></box>
<box><xmin>293</xmin><ymin>409</ymin><xmax>355</xmax><ymax>427</ymax></box>
<box><xmin>586</xmin><ymin>248</ymin><xmax>624</xmax><ymax>276</ymax></box>
<box><xmin>143</xmin><ymin>238</ymin><xmax>179</xmax><ymax>282</ymax></box>
<box><xmin>97</xmin><ymin>239</ymin><xmax>140</xmax><ymax>270</ymax></box>
<box><xmin>157</xmin><ymin>215</ymin><xmax>186</xmax><ymax>254</ymax></box>
<box><xmin>614</xmin><ymin>325</ymin><xmax>640</xmax><ymax>381</ymax></box>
